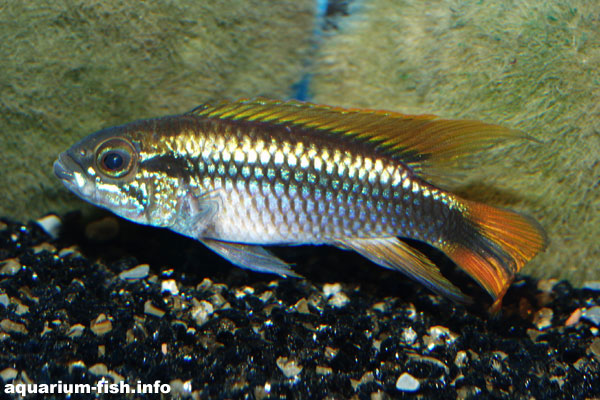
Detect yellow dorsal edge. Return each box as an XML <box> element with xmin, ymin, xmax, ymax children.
<box><xmin>189</xmin><ymin>98</ymin><xmax>521</xmax><ymax>177</ymax></box>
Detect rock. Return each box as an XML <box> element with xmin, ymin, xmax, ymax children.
<box><xmin>323</xmin><ymin>283</ymin><xmax>342</xmax><ymax>297</ymax></box>
<box><xmin>0</xmin><ymin>294</ymin><xmax>9</xmax><ymax>308</ymax></box>
<box><xmin>533</xmin><ymin>308</ymin><xmax>554</xmax><ymax>330</ymax></box>
<box><xmin>144</xmin><ymin>301</ymin><xmax>166</xmax><ymax>318</ymax></box>
<box><xmin>423</xmin><ymin>325</ymin><xmax>458</xmax><ymax>351</ymax></box>
<box><xmin>323</xmin><ymin>283</ymin><xmax>349</xmax><ymax>307</ymax></box>
<box><xmin>565</xmin><ymin>308</ymin><xmax>583</xmax><ymax>326</ymax></box>
<box><xmin>68</xmin><ymin>324</ymin><xmax>86</xmax><ymax>338</ymax></box>
<box><xmin>119</xmin><ymin>264</ymin><xmax>149</xmax><ymax>281</ymax></box>
<box><xmin>0</xmin><ymin>258</ymin><xmax>21</xmax><ymax>276</ymax></box>
<box><xmin>191</xmin><ymin>299</ymin><xmax>214</xmax><ymax>326</ymax></box>
<box><xmin>582</xmin><ymin>282</ymin><xmax>600</xmax><ymax>291</ymax></box>
<box><xmin>0</xmin><ymin>368</ymin><xmax>18</xmax><ymax>382</ymax></box>
<box><xmin>396</xmin><ymin>372</ymin><xmax>420</xmax><ymax>392</ymax></box>
<box><xmin>161</xmin><ymin>279</ymin><xmax>179</xmax><ymax>295</ymax></box>
<box><xmin>588</xmin><ymin>338</ymin><xmax>600</xmax><ymax>361</ymax></box>
<box><xmin>0</xmin><ymin>319</ymin><xmax>28</xmax><ymax>335</ymax></box>
<box><xmin>35</xmin><ymin>214</ymin><xmax>62</xmax><ymax>239</ymax></box>
<box><xmin>90</xmin><ymin>314</ymin><xmax>112</xmax><ymax>336</ymax></box>
<box><xmin>32</xmin><ymin>242</ymin><xmax>56</xmax><ymax>254</ymax></box>
<box><xmin>88</xmin><ymin>364</ymin><xmax>109</xmax><ymax>377</ymax></box>
<box><xmin>581</xmin><ymin>307</ymin><xmax>600</xmax><ymax>326</ymax></box>
<box><xmin>276</xmin><ymin>357</ymin><xmax>302</xmax><ymax>379</ymax></box>
<box><xmin>401</xmin><ymin>327</ymin><xmax>418</xmax><ymax>346</ymax></box>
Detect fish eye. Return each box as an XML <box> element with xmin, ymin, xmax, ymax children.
<box><xmin>95</xmin><ymin>138</ymin><xmax>136</xmax><ymax>178</ymax></box>
<box><xmin>103</xmin><ymin>151</ymin><xmax>125</xmax><ymax>170</ymax></box>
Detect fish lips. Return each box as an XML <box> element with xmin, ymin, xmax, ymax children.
<box><xmin>53</xmin><ymin>151</ymin><xmax>95</xmax><ymax>199</ymax></box>
<box><xmin>54</xmin><ymin>151</ymin><xmax>80</xmax><ymax>184</ymax></box>
<box><xmin>54</xmin><ymin>153</ymin><xmax>75</xmax><ymax>182</ymax></box>
<box><xmin>54</xmin><ymin>150</ymin><xmax>143</xmax><ymax>219</ymax></box>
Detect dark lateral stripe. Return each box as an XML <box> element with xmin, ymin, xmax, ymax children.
<box><xmin>140</xmin><ymin>154</ymin><xmax>193</xmax><ymax>179</ymax></box>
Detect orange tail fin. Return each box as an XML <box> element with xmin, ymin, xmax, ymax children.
<box><xmin>443</xmin><ymin>201</ymin><xmax>547</xmax><ymax>312</ymax></box>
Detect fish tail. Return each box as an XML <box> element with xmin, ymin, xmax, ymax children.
<box><xmin>442</xmin><ymin>200</ymin><xmax>547</xmax><ymax>312</ymax></box>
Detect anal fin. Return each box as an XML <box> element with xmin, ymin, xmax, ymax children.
<box><xmin>337</xmin><ymin>237</ymin><xmax>471</xmax><ymax>304</ymax></box>
<box><xmin>201</xmin><ymin>239</ymin><xmax>300</xmax><ymax>278</ymax></box>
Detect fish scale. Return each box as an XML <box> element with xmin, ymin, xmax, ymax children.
<box><xmin>54</xmin><ymin>98</ymin><xmax>547</xmax><ymax>310</ymax></box>
<box><xmin>156</xmin><ymin>120</ymin><xmax>431</xmax><ymax>244</ymax></box>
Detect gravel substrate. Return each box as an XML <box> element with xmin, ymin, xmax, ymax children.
<box><xmin>0</xmin><ymin>214</ymin><xmax>599</xmax><ymax>399</ymax></box>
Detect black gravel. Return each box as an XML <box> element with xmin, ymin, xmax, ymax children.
<box><xmin>0</xmin><ymin>213</ymin><xmax>599</xmax><ymax>399</ymax></box>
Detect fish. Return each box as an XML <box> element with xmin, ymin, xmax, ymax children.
<box><xmin>54</xmin><ymin>98</ymin><xmax>547</xmax><ymax>310</ymax></box>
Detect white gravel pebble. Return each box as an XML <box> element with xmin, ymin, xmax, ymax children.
<box><xmin>161</xmin><ymin>279</ymin><xmax>179</xmax><ymax>295</ymax></box>
<box><xmin>401</xmin><ymin>327</ymin><xmax>417</xmax><ymax>345</ymax></box>
<box><xmin>396</xmin><ymin>372</ymin><xmax>420</xmax><ymax>392</ymax></box>
<box><xmin>327</xmin><ymin>292</ymin><xmax>350</xmax><ymax>308</ymax></box>
<box><xmin>88</xmin><ymin>364</ymin><xmax>108</xmax><ymax>376</ymax></box>
<box><xmin>0</xmin><ymin>367</ymin><xmax>18</xmax><ymax>381</ymax></box>
<box><xmin>582</xmin><ymin>306</ymin><xmax>600</xmax><ymax>326</ymax></box>
<box><xmin>323</xmin><ymin>283</ymin><xmax>349</xmax><ymax>308</ymax></box>
<box><xmin>35</xmin><ymin>214</ymin><xmax>62</xmax><ymax>239</ymax></box>
<box><xmin>144</xmin><ymin>301</ymin><xmax>166</xmax><ymax>318</ymax></box>
<box><xmin>276</xmin><ymin>357</ymin><xmax>302</xmax><ymax>378</ymax></box>
<box><xmin>0</xmin><ymin>258</ymin><xmax>21</xmax><ymax>276</ymax></box>
<box><xmin>191</xmin><ymin>299</ymin><xmax>214</xmax><ymax>326</ymax></box>
<box><xmin>582</xmin><ymin>281</ymin><xmax>600</xmax><ymax>291</ymax></box>
<box><xmin>0</xmin><ymin>294</ymin><xmax>9</xmax><ymax>308</ymax></box>
<box><xmin>323</xmin><ymin>283</ymin><xmax>342</xmax><ymax>297</ymax></box>
<box><xmin>118</xmin><ymin>264</ymin><xmax>149</xmax><ymax>281</ymax></box>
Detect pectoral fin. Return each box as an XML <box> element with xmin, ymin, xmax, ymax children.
<box><xmin>201</xmin><ymin>239</ymin><xmax>301</xmax><ymax>278</ymax></box>
<box><xmin>337</xmin><ymin>237</ymin><xmax>471</xmax><ymax>304</ymax></box>
<box><xmin>171</xmin><ymin>189</ymin><xmax>223</xmax><ymax>239</ymax></box>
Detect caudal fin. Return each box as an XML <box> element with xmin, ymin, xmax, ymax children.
<box><xmin>443</xmin><ymin>201</ymin><xmax>547</xmax><ymax>312</ymax></box>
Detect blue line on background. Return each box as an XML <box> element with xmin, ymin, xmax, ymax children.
<box><xmin>291</xmin><ymin>0</ymin><xmax>329</xmax><ymax>101</ymax></box>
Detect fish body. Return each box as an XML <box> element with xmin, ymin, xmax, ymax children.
<box><xmin>54</xmin><ymin>99</ymin><xmax>546</xmax><ymax>309</ymax></box>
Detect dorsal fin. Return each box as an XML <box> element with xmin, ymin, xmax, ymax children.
<box><xmin>189</xmin><ymin>98</ymin><xmax>521</xmax><ymax>181</ymax></box>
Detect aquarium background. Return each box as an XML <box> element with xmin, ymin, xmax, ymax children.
<box><xmin>2</xmin><ymin>1</ymin><xmax>600</xmax><ymax>398</ymax></box>
<box><xmin>0</xmin><ymin>0</ymin><xmax>598</xmax><ymax>285</ymax></box>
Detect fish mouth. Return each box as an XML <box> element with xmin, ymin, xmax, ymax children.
<box><xmin>53</xmin><ymin>151</ymin><xmax>91</xmax><ymax>199</ymax></box>
<box><xmin>53</xmin><ymin>152</ymin><xmax>79</xmax><ymax>184</ymax></box>
<box><xmin>53</xmin><ymin>151</ymin><xmax>140</xmax><ymax>218</ymax></box>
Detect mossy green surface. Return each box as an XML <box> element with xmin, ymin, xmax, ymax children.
<box><xmin>311</xmin><ymin>0</ymin><xmax>600</xmax><ymax>283</ymax></box>
<box><xmin>0</xmin><ymin>0</ymin><xmax>315</xmax><ymax>219</ymax></box>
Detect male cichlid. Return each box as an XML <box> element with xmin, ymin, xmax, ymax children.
<box><xmin>54</xmin><ymin>99</ymin><xmax>547</xmax><ymax>310</ymax></box>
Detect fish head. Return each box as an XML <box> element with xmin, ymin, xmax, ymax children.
<box><xmin>54</xmin><ymin>121</ymin><xmax>180</xmax><ymax>227</ymax></box>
